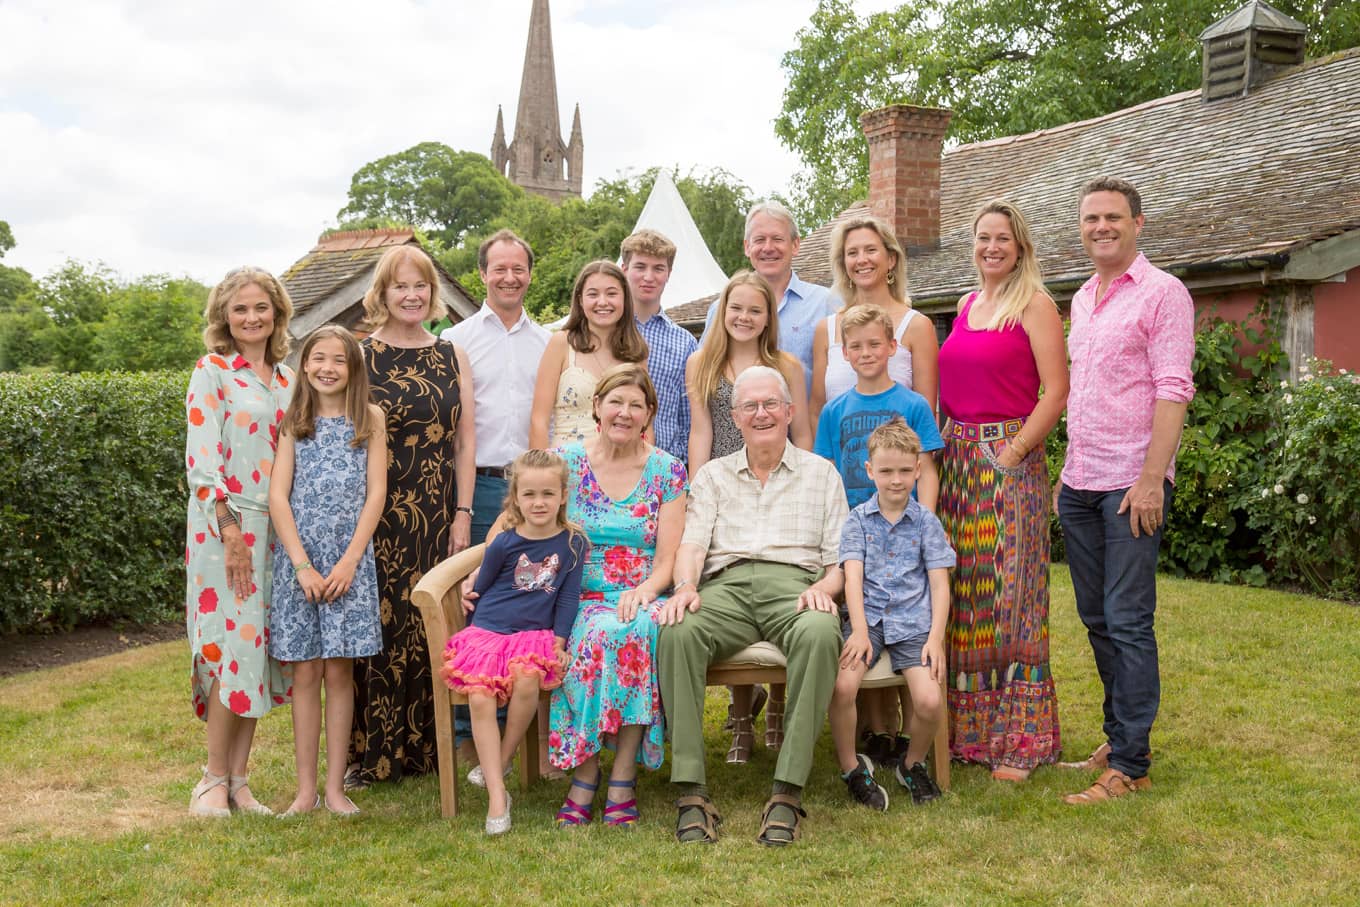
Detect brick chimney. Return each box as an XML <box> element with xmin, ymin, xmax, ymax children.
<box><xmin>859</xmin><ymin>104</ymin><xmax>952</xmax><ymax>255</ymax></box>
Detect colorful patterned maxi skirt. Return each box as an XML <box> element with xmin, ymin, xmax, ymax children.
<box><xmin>939</xmin><ymin>418</ymin><xmax>1061</xmax><ymax>770</ymax></box>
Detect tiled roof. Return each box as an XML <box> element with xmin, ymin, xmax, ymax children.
<box><xmin>281</xmin><ymin>229</ymin><xmax>476</xmax><ymax>318</ymax></box>
<box><xmin>792</xmin><ymin>47</ymin><xmax>1360</xmax><ymax>309</ymax></box>
<box><xmin>666</xmin><ymin>293</ymin><xmax>718</xmax><ymax>328</ymax></box>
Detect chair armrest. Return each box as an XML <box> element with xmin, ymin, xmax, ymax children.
<box><xmin>412</xmin><ymin>543</ymin><xmax>486</xmax><ymax>650</ymax></box>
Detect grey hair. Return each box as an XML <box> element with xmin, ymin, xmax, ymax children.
<box><xmin>744</xmin><ymin>199</ymin><xmax>800</xmax><ymax>241</ymax></box>
<box><xmin>732</xmin><ymin>364</ymin><xmax>793</xmax><ymax>405</ymax></box>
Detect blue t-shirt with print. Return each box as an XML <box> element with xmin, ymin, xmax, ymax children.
<box><xmin>814</xmin><ymin>384</ymin><xmax>943</xmax><ymax>508</ymax></box>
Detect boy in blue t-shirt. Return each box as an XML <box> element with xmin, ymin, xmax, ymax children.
<box><xmin>830</xmin><ymin>419</ymin><xmax>956</xmax><ymax>811</ymax></box>
<box><xmin>813</xmin><ymin>304</ymin><xmax>943</xmax><ymax>509</ymax></box>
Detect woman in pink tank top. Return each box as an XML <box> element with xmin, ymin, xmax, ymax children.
<box><xmin>937</xmin><ymin>200</ymin><xmax>1069</xmax><ymax>782</ymax></box>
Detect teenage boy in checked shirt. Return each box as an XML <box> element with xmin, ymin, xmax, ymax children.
<box><xmin>829</xmin><ymin>419</ymin><xmax>955</xmax><ymax>810</ymax></box>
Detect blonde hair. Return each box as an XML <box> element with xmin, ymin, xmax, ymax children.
<box><xmin>591</xmin><ymin>363</ymin><xmax>658</xmax><ymax>435</ymax></box>
<box><xmin>280</xmin><ymin>325</ymin><xmax>379</xmax><ymax>447</ymax></box>
<box><xmin>620</xmin><ymin>229</ymin><xmax>677</xmax><ymax>268</ymax></box>
<box><xmin>502</xmin><ymin>449</ymin><xmax>587</xmax><ymax>552</ymax></box>
<box><xmin>361</xmin><ymin>245</ymin><xmax>447</xmax><ymax>330</ymax></box>
<box><xmin>867</xmin><ymin>417</ymin><xmax>921</xmax><ymax>459</ymax></box>
<box><xmin>202</xmin><ymin>266</ymin><xmax>293</xmax><ymax>363</ymax></box>
<box><xmin>563</xmin><ymin>260</ymin><xmax>648</xmax><ymax>362</ymax></box>
<box><xmin>838</xmin><ymin>304</ymin><xmax>895</xmax><ymax>343</ymax></box>
<box><xmin>830</xmin><ymin>215</ymin><xmax>909</xmax><ymax>306</ymax></box>
<box><xmin>971</xmin><ymin>199</ymin><xmax>1050</xmax><ymax>330</ymax></box>
<box><xmin>689</xmin><ymin>270</ymin><xmax>799</xmax><ymax>405</ymax></box>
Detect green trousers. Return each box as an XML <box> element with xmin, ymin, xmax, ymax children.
<box><xmin>659</xmin><ymin>561</ymin><xmax>841</xmax><ymax>787</ymax></box>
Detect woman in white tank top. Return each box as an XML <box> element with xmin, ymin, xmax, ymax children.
<box><xmin>810</xmin><ymin>215</ymin><xmax>939</xmax><ymax>428</ymax></box>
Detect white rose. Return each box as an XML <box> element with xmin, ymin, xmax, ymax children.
<box><xmin>1297</xmin><ymin>493</ymin><xmax>1309</xmax><ymax>504</ymax></box>
<box><xmin>1274</xmin><ymin>484</ymin><xmax>1285</xmax><ymax>495</ymax></box>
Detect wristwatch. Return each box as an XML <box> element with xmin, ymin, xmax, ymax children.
<box><xmin>455</xmin><ymin>505</ymin><xmax>474</xmax><ymax>516</ymax></box>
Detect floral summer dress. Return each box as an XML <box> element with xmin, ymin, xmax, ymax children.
<box><xmin>269</xmin><ymin>416</ymin><xmax>381</xmax><ymax>661</ymax></box>
<box><xmin>349</xmin><ymin>338</ymin><xmax>462</xmax><ymax>785</ymax></box>
<box><xmin>547</xmin><ymin>443</ymin><xmax>688</xmax><ymax>771</ymax></box>
<box><xmin>184</xmin><ymin>352</ymin><xmax>294</xmax><ymax>720</ymax></box>
<box><xmin>550</xmin><ymin>347</ymin><xmax>599</xmax><ymax>446</ymax></box>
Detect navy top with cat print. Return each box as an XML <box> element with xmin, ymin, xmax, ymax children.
<box><xmin>469</xmin><ymin>528</ymin><xmax>588</xmax><ymax>641</ymax></box>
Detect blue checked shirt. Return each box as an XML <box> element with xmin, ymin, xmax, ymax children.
<box><xmin>703</xmin><ymin>271</ymin><xmax>839</xmax><ymax>394</ymax></box>
<box><xmin>638</xmin><ymin>311</ymin><xmax>698</xmax><ymax>464</ymax></box>
<box><xmin>840</xmin><ymin>495</ymin><xmax>956</xmax><ymax>642</ymax></box>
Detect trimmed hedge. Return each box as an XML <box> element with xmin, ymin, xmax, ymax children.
<box><xmin>0</xmin><ymin>371</ymin><xmax>188</xmax><ymax>632</ymax></box>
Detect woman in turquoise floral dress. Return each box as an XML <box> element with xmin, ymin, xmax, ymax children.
<box><xmin>547</xmin><ymin>364</ymin><xmax>687</xmax><ymax>828</ymax></box>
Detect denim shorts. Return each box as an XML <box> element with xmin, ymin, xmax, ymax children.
<box><xmin>842</xmin><ymin>620</ymin><xmax>930</xmax><ymax>674</ymax></box>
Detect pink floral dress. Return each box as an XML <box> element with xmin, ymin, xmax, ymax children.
<box><xmin>184</xmin><ymin>352</ymin><xmax>294</xmax><ymax>720</ymax></box>
<box><xmin>547</xmin><ymin>443</ymin><xmax>687</xmax><ymax>771</ymax></box>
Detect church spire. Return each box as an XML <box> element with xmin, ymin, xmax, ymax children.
<box><xmin>492</xmin><ymin>0</ymin><xmax>582</xmax><ymax>202</ymax></box>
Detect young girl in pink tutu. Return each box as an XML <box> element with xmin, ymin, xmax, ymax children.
<box><xmin>441</xmin><ymin>448</ymin><xmax>587</xmax><ymax>834</ymax></box>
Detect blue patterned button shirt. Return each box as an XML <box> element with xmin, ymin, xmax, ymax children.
<box><xmin>840</xmin><ymin>495</ymin><xmax>956</xmax><ymax>642</ymax></box>
<box><xmin>638</xmin><ymin>310</ymin><xmax>698</xmax><ymax>464</ymax></box>
<box><xmin>703</xmin><ymin>270</ymin><xmax>839</xmax><ymax>393</ymax></box>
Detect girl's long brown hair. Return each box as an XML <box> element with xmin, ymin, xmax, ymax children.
<box><xmin>280</xmin><ymin>325</ymin><xmax>379</xmax><ymax>447</ymax></box>
<box><xmin>562</xmin><ymin>260</ymin><xmax>648</xmax><ymax>362</ymax></box>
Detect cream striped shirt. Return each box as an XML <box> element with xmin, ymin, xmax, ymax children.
<box><xmin>683</xmin><ymin>441</ymin><xmax>849</xmax><ymax>580</ymax></box>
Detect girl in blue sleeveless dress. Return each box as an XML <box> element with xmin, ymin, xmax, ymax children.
<box><xmin>269</xmin><ymin>326</ymin><xmax>387</xmax><ymax>817</ymax></box>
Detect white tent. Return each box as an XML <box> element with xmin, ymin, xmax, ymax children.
<box><xmin>631</xmin><ymin>170</ymin><xmax>729</xmax><ymax>310</ymax></box>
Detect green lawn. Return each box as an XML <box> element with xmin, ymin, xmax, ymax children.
<box><xmin>2</xmin><ymin>568</ymin><xmax>1357</xmax><ymax>906</ymax></box>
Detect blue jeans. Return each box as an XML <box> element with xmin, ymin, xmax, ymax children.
<box><xmin>456</xmin><ymin>473</ymin><xmax>511</xmax><ymax>744</ymax></box>
<box><xmin>1057</xmin><ymin>481</ymin><xmax>1171</xmax><ymax>780</ymax></box>
<box><xmin>469</xmin><ymin>474</ymin><xmax>508</xmax><ymax>548</ymax></box>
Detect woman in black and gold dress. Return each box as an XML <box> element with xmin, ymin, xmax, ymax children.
<box><xmin>347</xmin><ymin>245</ymin><xmax>476</xmax><ymax>789</ymax></box>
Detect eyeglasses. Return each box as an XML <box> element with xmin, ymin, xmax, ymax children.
<box><xmin>733</xmin><ymin>398</ymin><xmax>789</xmax><ymax>416</ymax></box>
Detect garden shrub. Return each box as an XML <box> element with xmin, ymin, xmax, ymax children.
<box><xmin>1240</xmin><ymin>359</ymin><xmax>1360</xmax><ymax>599</ymax></box>
<box><xmin>1160</xmin><ymin>317</ymin><xmax>1280</xmax><ymax>585</ymax></box>
<box><xmin>0</xmin><ymin>370</ymin><xmax>189</xmax><ymax>632</ymax></box>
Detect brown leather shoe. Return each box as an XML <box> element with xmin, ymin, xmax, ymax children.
<box><xmin>1062</xmin><ymin>768</ymin><xmax>1151</xmax><ymax>805</ymax></box>
<box><xmin>1057</xmin><ymin>741</ymin><xmax>1110</xmax><ymax>770</ymax></box>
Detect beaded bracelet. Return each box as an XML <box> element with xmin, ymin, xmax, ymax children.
<box><xmin>216</xmin><ymin>510</ymin><xmax>238</xmax><ymax>533</ymax></box>
<box><xmin>294</xmin><ymin>560</ymin><xmax>314</xmax><ymax>574</ymax></box>
<box><xmin>1013</xmin><ymin>433</ymin><xmax>1030</xmax><ymax>453</ymax></box>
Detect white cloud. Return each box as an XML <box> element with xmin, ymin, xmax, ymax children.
<box><xmin>0</xmin><ymin>0</ymin><xmax>880</xmax><ymax>285</ymax></box>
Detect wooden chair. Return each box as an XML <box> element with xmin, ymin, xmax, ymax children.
<box><xmin>412</xmin><ymin>543</ymin><xmax>550</xmax><ymax>818</ymax></box>
<box><xmin>706</xmin><ymin>641</ymin><xmax>950</xmax><ymax>791</ymax></box>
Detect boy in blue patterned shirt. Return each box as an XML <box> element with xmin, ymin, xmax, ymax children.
<box><xmin>830</xmin><ymin>419</ymin><xmax>955</xmax><ymax>810</ymax></box>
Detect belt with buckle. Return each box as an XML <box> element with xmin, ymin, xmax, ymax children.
<box><xmin>476</xmin><ymin>465</ymin><xmax>511</xmax><ymax>480</ymax></box>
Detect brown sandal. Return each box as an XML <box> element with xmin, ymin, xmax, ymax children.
<box><xmin>674</xmin><ymin>795</ymin><xmax>722</xmax><ymax>844</ymax></box>
<box><xmin>764</xmin><ymin>688</ymin><xmax>784</xmax><ymax>751</ymax></box>
<box><xmin>756</xmin><ymin>793</ymin><xmax>806</xmax><ymax>846</ymax></box>
<box><xmin>1058</xmin><ymin>742</ymin><xmax>1111</xmax><ymax>770</ymax></box>
<box><xmin>727</xmin><ymin>716</ymin><xmax>754</xmax><ymax>765</ymax></box>
<box><xmin>1062</xmin><ymin>768</ymin><xmax>1151</xmax><ymax>805</ymax></box>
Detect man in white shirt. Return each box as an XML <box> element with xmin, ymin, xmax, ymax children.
<box><xmin>441</xmin><ymin>229</ymin><xmax>550</xmax><ymax>545</ymax></box>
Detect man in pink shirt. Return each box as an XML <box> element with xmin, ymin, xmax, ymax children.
<box><xmin>1058</xmin><ymin>177</ymin><xmax>1195</xmax><ymax>805</ymax></box>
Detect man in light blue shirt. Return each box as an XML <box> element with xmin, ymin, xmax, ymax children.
<box><xmin>623</xmin><ymin>229</ymin><xmax>697</xmax><ymax>465</ymax></box>
<box><xmin>704</xmin><ymin>200</ymin><xmax>839</xmax><ymax>391</ymax></box>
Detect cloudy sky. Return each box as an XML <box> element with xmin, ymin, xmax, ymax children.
<box><xmin>0</xmin><ymin>0</ymin><xmax>894</xmax><ymax>285</ymax></box>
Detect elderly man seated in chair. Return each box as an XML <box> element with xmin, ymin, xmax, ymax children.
<box><xmin>658</xmin><ymin>364</ymin><xmax>848</xmax><ymax>846</ymax></box>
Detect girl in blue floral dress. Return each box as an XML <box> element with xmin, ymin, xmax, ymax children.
<box><xmin>269</xmin><ymin>326</ymin><xmax>387</xmax><ymax>817</ymax></box>
<box><xmin>546</xmin><ymin>364</ymin><xmax>688</xmax><ymax>828</ymax></box>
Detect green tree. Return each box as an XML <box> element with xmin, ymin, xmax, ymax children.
<box><xmin>95</xmin><ymin>276</ymin><xmax>207</xmax><ymax>371</ymax></box>
<box><xmin>0</xmin><ymin>220</ymin><xmax>35</xmax><ymax>313</ymax></box>
<box><xmin>777</xmin><ymin>0</ymin><xmax>1360</xmax><ymax>226</ymax></box>
<box><xmin>443</xmin><ymin>166</ymin><xmax>753</xmax><ymax>322</ymax></box>
<box><xmin>31</xmin><ymin>261</ymin><xmax>117</xmax><ymax>372</ymax></box>
<box><xmin>0</xmin><ymin>297</ymin><xmax>50</xmax><ymax>372</ymax></box>
<box><xmin>338</xmin><ymin>143</ymin><xmax>521</xmax><ymax>247</ymax></box>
